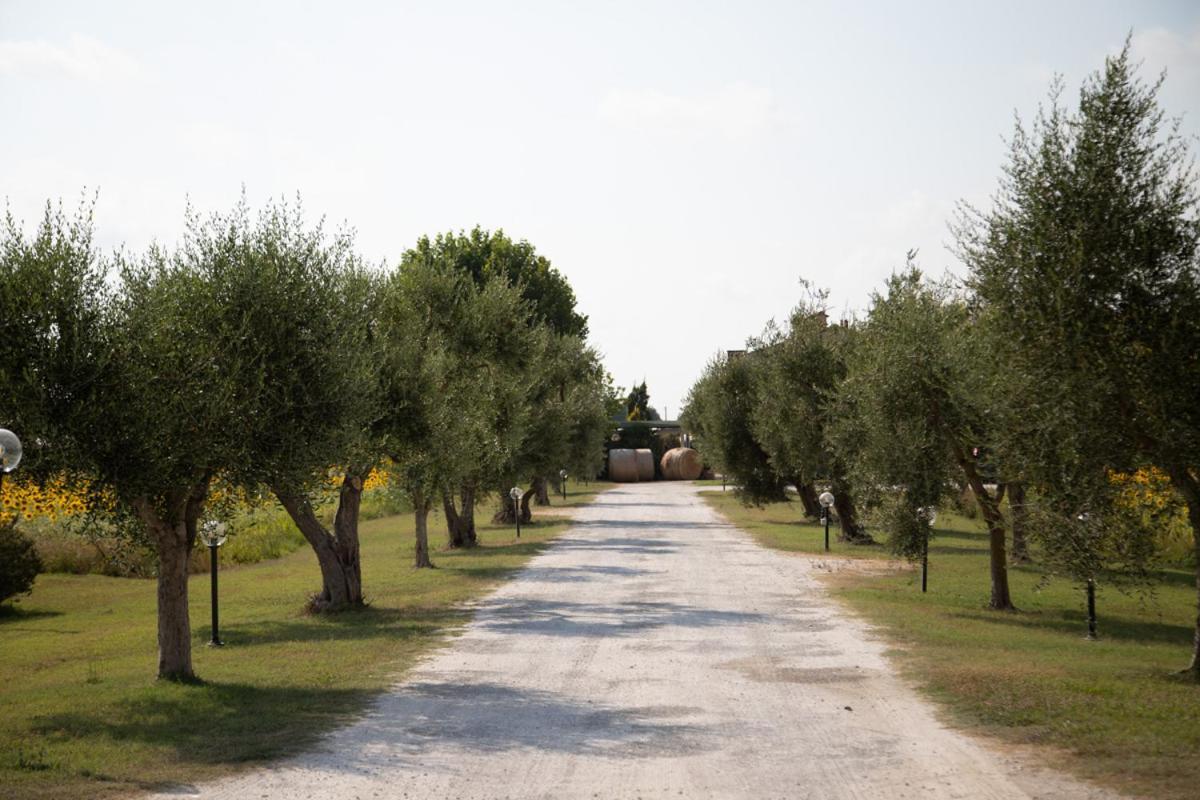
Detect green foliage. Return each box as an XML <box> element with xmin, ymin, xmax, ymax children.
<box><xmin>747</xmin><ymin>286</ymin><xmax>855</xmax><ymax>492</ymax></box>
<box><xmin>378</xmin><ymin>256</ymin><xmax>532</xmax><ymax>499</ymax></box>
<box><xmin>404</xmin><ymin>227</ymin><xmax>587</xmax><ymax>337</ymax></box>
<box><xmin>183</xmin><ymin>196</ymin><xmax>383</xmax><ymax>497</ymax></box>
<box><xmin>827</xmin><ymin>267</ymin><xmax>968</xmax><ymax>559</ymax></box>
<box><xmin>956</xmin><ymin>41</ymin><xmax>1199</xmax><ymax>592</ymax></box>
<box><xmin>683</xmin><ymin>353</ymin><xmax>785</xmax><ymax>503</ymax></box>
<box><xmin>0</xmin><ymin>196</ymin><xmax>110</xmax><ymax>482</ymax></box>
<box><xmin>624</xmin><ymin>381</ymin><xmax>657</xmax><ymax>421</ymax></box>
<box><xmin>0</xmin><ymin>522</ymin><xmax>42</xmax><ymax>603</ymax></box>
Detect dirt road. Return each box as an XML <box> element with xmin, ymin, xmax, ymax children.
<box><xmin>160</xmin><ymin>482</ymin><xmax>1118</xmax><ymax>800</ymax></box>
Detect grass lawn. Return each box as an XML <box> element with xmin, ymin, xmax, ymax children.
<box><xmin>0</xmin><ymin>484</ymin><xmax>612</xmax><ymax>800</ymax></box>
<box><xmin>702</xmin><ymin>488</ymin><xmax>1200</xmax><ymax>800</ymax></box>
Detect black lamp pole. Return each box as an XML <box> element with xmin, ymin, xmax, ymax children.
<box><xmin>1085</xmin><ymin>578</ymin><xmax>1098</xmax><ymax>640</ymax></box>
<box><xmin>208</xmin><ymin>542</ymin><xmax>223</xmax><ymax>646</ymax></box>
<box><xmin>921</xmin><ymin>534</ymin><xmax>929</xmax><ymax>593</ymax></box>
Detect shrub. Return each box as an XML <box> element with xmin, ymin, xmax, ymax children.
<box><xmin>0</xmin><ymin>523</ymin><xmax>43</xmax><ymax>603</ymax></box>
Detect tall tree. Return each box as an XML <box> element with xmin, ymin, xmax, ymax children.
<box><xmin>683</xmin><ymin>353</ymin><xmax>787</xmax><ymax>503</ymax></box>
<box><xmin>957</xmin><ymin>42</ymin><xmax>1200</xmax><ymax>665</ymax></box>
<box><xmin>748</xmin><ymin>290</ymin><xmax>873</xmax><ymax>542</ymax></box>
<box><xmin>401</xmin><ymin>228</ymin><xmax>590</xmax><ymax>532</ymax></box>
<box><xmin>831</xmin><ymin>267</ymin><xmax>1015</xmax><ymax>610</ymax></box>
<box><xmin>188</xmin><ymin>198</ymin><xmax>382</xmax><ymax>611</ymax></box>
<box><xmin>404</xmin><ymin>227</ymin><xmax>587</xmax><ymax>337</ymax></box>
<box><xmin>3</xmin><ymin>198</ymin><xmax>258</xmax><ymax>680</ymax></box>
<box><xmin>378</xmin><ymin>257</ymin><xmax>533</xmax><ymax>563</ymax></box>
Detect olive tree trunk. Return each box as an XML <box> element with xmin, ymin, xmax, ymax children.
<box><xmin>520</xmin><ymin>486</ymin><xmax>535</xmax><ymax>522</ymax></box>
<box><xmin>830</xmin><ymin>478</ymin><xmax>874</xmax><ymax>544</ymax></box>
<box><xmin>794</xmin><ymin>480</ymin><xmax>820</xmax><ymax>520</ymax></box>
<box><xmin>443</xmin><ymin>484</ymin><xmax>478</xmax><ymax>548</ymax></box>
<box><xmin>273</xmin><ymin>473</ymin><xmax>365</xmax><ymax>612</ymax></box>
<box><xmin>134</xmin><ymin>482</ymin><xmax>207</xmax><ymax>682</ymax></box>
<box><xmin>413</xmin><ymin>487</ymin><xmax>434</xmax><ymax>569</ymax></box>
<box><xmin>492</xmin><ymin>484</ymin><xmax>534</xmax><ymax>524</ymax></box>
<box><xmin>954</xmin><ymin>446</ymin><xmax>1015</xmax><ymax>611</ymax></box>
<box><xmin>533</xmin><ymin>476</ymin><xmax>551</xmax><ymax>506</ymax></box>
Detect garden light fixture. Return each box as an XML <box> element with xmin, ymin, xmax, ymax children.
<box><xmin>917</xmin><ymin>506</ymin><xmax>937</xmax><ymax>593</ymax></box>
<box><xmin>818</xmin><ymin>491</ymin><xmax>835</xmax><ymax>552</ymax></box>
<box><xmin>199</xmin><ymin>520</ymin><xmax>228</xmax><ymax>646</ymax></box>
<box><xmin>509</xmin><ymin>486</ymin><xmax>523</xmax><ymax>538</ymax></box>
<box><xmin>0</xmin><ymin>428</ymin><xmax>23</xmax><ymax>502</ymax></box>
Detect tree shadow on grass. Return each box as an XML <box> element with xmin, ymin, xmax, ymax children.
<box><xmin>31</xmin><ymin>681</ymin><xmax>375</xmax><ymax>767</ymax></box>
<box><xmin>949</xmin><ymin>606</ymin><xmax>1192</xmax><ymax>646</ymax></box>
<box><xmin>0</xmin><ymin>605</ymin><xmax>65</xmax><ymax>624</ymax></box>
<box><xmin>196</xmin><ymin>606</ymin><xmax>470</xmax><ymax>648</ymax></box>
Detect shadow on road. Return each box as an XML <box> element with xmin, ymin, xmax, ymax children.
<box><xmin>475</xmin><ymin>597</ymin><xmax>768</xmax><ymax>637</ymax></box>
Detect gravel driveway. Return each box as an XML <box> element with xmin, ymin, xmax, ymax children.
<box><xmin>158</xmin><ymin>481</ymin><xmax>1119</xmax><ymax>800</ymax></box>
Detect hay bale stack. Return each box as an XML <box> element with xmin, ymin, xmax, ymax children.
<box><xmin>660</xmin><ymin>447</ymin><xmax>703</xmax><ymax>480</ymax></box>
<box><xmin>635</xmin><ymin>449</ymin><xmax>655</xmax><ymax>481</ymax></box>
<box><xmin>608</xmin><ymin>448</ymin><xmax>640</xmax><ymax>482</ymax></box>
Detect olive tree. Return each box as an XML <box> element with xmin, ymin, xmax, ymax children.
<box><xmin>403</xmin><ymin>228</ymin><xmax>592</xmax><ymax>518</ymax></box>
<box><xmin>1</xmin><ymin>198</ymin><xmax>249</xmax><ymax>680</ymax></box>
<box><xmin>831</xmin><ymin>267</ymin><xmax>1015</xmax><ymax>610</ymax></box>
<box><xmin>184</xmin><ymin>198</ymin><xmax>382</xmax><ymax>611</ymax></box>
<box><xmin>748</xmin><ymin>291</ymin><xmax>872</xmax><ymax>542</ymax></box>
<box><xmin>499</xmin><ymin>333</ymin><xmax>610</xmax><ymax>523</ymax></box>
<box><xmin>683</xmin><ymin>352</ymin><xmax>787</xmax><ymax>503</ymax></box>
<box><xmin>957</xmin><ymin>43</ymin><xmax>1200</xmax><ymax>661</ymax></box>
<box><xmin>378</xmin><ymin>256</ymin><xmax>533</xmax><ymax>564</ymax></box>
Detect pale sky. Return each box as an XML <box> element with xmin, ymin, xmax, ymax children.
<box><xmin>2</xmin><ymin>1</ymin><xmax>1199</xmax><ymax>417</ymax></box>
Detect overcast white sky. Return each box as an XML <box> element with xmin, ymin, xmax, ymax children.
<box><xmin>2</xmin><ymin>1</ymin><xmax>1199</xmax><ymax>417</ymax></box>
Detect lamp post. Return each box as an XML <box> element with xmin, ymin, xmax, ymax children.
<box><xmin>918</xmin><ymin>506</ymin><xmax>937</xmax><ymax>593</ymax></box>
<box><xmin>198</xmin><ymin>520</ymin><xmax>228</xmax><ymax>646</ymax></box>
<box><xmin>1077</xmin><ymin>513</ymin><xmax>1098</xmax><ymax>640</ymax></box>
<box><xmin>818</xmin><ymin>491</ymin><xmax>835</xmax><ymax>552</ymax></box>
<box><xmin>509</xmin><ymin>486</ymin><xmax>523</xmax><ymax>538</ymax></box>
<box><xmin>559</xmin><ymin>469</ymin><xmax>568</xmax><ymax>501</ymax></box>
<box><xmin>0</xmin><ymin>428</ymin><xmax>24</xmax><ymax>509</ymax></box>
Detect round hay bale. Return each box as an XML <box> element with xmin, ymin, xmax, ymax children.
<box><xmin>660</xmin><ymin>447</ymin><xmax>703</xmax><ymax>480</ymax></box>
<box><xmin>608</xmin><ymin>448</ymin><xmax>640</xmax><ymax>482</ymax></box>
<box><xmin>635</xmin><ymin>449</ymin><xmax>655</xmax><ymax>481</ymax></box>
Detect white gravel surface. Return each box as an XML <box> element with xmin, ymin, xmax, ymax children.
<box><xmin>155</xmin><ymin>481</ymin><xmax>1123</xmax><ymax>800</ymax></box>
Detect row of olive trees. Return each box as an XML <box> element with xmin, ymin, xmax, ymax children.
<box><xmin>684</xmin><ymin>43</ymin><xmax>1200</xmax><ymax>675</ymax></box>
<box><xmin>0</xmin><ymin>197</ymin><xmax>609</xmax><ymax>681</ymax></box>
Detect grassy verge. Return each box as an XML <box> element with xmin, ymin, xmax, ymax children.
<box><xmin>0</xmin><ymin>484</ymin><xmax>612</xmax><ymax>800</ymax></box>
<box><xmin>701</xmin><ymin>488</ymin><xmax>1200</xmax><ymax>800</ymax></box>
<box><xmin>702</xmin><ymin>488</ymin><xmax>888</xmax><ymax>558</ymax></box>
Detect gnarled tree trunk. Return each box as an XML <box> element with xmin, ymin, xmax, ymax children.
<box><xmin>794</xmin><ymin>480</ymin><xmax>820</xmax><ymax>519</ymax></box>
<box><xmin>1008</xmin><ymin>481</ymin><xmax>1031</xmax><ymax>564</ymax></box>
<box><xmin>135</xmin><ymin>481</ymin><xmax>207</xmax><ymax>682</ymax></box>
<box><xmin>954</xmin><ymin>446</ymin><xmax>1015</xmax><ymax>611</ymax></box>
<box><xmin>413</xmin><ymin>487</ymin><xmax>434</xmax><ymax>568</ymax></box>
<box><xmin>273</xmin><ymin>472</ymin><xmax>365</xmax><ymax>611</ymax></box>
<box><xmin>492</xmin><ymin>484</ymin><xmax>533</xmax><ymax>524</ymax></box>
<box><xmin>830</xmin><ymin>478</ymin><xmax>874</xmax><ymax>544</ymax></box>
<box><xmin>443</xmin><ymin>484</ymin><xmax>478</xmax><ymax>548</ymax></box>
<box><xmin>533</xmin><ymin>476</ymin><xmax>551</xmax><ymax>506</ymax></box>
<box><xmin>520</xmin><ymin>486</ymin><xmax>535</xmax><ymax>523</ymax></box>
